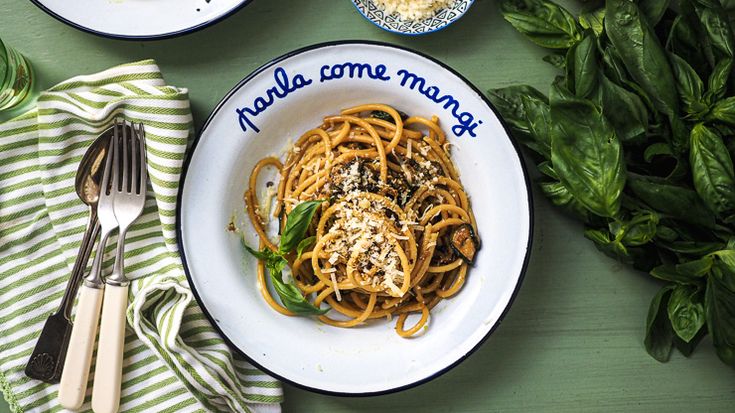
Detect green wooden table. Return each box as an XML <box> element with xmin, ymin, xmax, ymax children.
<box><xmin>1</xmin><ymin>0</ymin><xmax>733</xmax><ymax>411</ymax></box>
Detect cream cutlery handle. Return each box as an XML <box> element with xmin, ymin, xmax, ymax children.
<box><xmin>91</xmin><ymin>284</ymin><xmax>128</xmax><ymax>413</ymax></box>
<box><xmin>58</xmin><ymin>285</ymin><xmax>104</xmax><ymax>410</ymax></box>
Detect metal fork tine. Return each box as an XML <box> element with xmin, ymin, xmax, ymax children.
<box><xmin>111</xmin><ymin>119</ymin><xmax>121</xmax><ymax>193</ymax></box>
<box><xmin>137</xmin><ymin>123</ymin><xmax>147</xmax><ymax>195</ymax></box>
<box><xmin>131</xmin><ymin>122</ymin><xmax>138</xmax><ymax>194</ymax></box>
<box><xmin>101</xmin><ymin>126</ymin><xmax>116</xmax><ymax>195</ymax></box>
<box><xmin>122</xmin><ymin>120</ymin><xmax>130</xmax><ymax>193</ymax></box>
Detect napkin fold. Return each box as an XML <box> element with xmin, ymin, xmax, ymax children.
<box><xmin>0</xmin><ymin>60</ymin><xmax>282</xmax><ymax>412</ymax></box>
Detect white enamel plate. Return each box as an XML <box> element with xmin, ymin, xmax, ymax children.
<box><xmin>31</xmin><ymin>0</ymin><xmax>250</xmax><ymax>39</ymax></box>
<box><xmin>178</xmin><ymin>41</ymin><xmax>533</xmax><ymax>395</ymax></box>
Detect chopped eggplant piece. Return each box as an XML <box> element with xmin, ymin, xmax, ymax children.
<box><xmin>370</xmin><ymin>110</ymin><xmax>409</xmax><ymax>123</ymax></box>
<box><xmin>432</xmin><ymin>244</ymin><xmax>455</xmax><ymax>266</ymax></box>
<box><xmin>450</xmin><ymin>224</ymin><xmax>478</xmax><ymax>263</ymax></box>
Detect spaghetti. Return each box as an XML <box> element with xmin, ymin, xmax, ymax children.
<box><xmin>245</xmin><ymin>104</ymin><xmax>479</xmax><ymax>337</ymax></box>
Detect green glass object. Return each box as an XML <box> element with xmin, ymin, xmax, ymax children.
<box><xmin>0</xmin><ymin>38</ymin><xmax>33</xmax><ymax>111</ymax></box>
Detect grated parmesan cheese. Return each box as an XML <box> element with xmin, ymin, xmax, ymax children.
<box><xmin>331</xmin><ymin>273</ymin><xmax>342</xmax><ymax>301</ymax></box>
<box><xmin>419</xmin><ymin>143</ymin><xmax>431</xmax><ymax>156</ymax></box>
<box><xmin>258</xmin><ymin>186</ymin><xmax>277</xmax><ymax>221</ymax></box>
<box><xmin>373</xmin><ymin>0</ymin><xmax>454</xmax><ymax>21</ymax></box>
<box><xmin>389</xmin><ymin>232</ymin><xmax>410</xmax><ymax>240</ymax></box>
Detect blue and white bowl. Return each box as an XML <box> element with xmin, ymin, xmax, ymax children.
<box><xmin>30</xmin><ymin>0</ymin><xmax>252</xmax><ymax>39</ymax></box>
<box><xmin>178</xmin><ymin>41</ymin><xmax>532</xmax><ymax>395</ymax></box>
<box><xmin>351</xmin><ymin>0</ymin><xmax>475</xmax><ymax>35</ymax></box>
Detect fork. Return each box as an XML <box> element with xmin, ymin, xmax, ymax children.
<box><xmin>91</xmin><ymin>121</ymin><xmax>147</xmax><ymax>413</ymax></box>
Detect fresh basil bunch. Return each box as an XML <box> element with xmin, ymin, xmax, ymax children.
<box><xmin>491</xmin><ymin>0</ymin><xmax>735</xmax><ymax>366</ymax></box>
<box><xmin>243</xmin><ymin>200</ymin><xmax>329</xmax><ymax>316</ymax></box>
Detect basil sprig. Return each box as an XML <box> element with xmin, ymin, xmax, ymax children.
<box><xmin>243</xmin><ymin>200</ymin><xmax>328</xmax><ymax>316</ymax></box>
<box><xmin>493</xmin><ymin>0</ymin><xmax>735</xmax><ymax>366</ymax></box>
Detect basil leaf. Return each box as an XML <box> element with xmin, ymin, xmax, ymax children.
<box><xmin>601</xmin><ymin>46</ymin><xmax>629</xmax><ymax>85</ymax></box>
<box><xmin>522</xmin><ymin>94</ymin><xmax>554</xmax><ymax>158</ymax></box>
<box><xmin>655</xmin><ymin>224</ymin><xmax>679</xmax><ymax>242</ymax></box>
<box><xmin>493</xmin><ymin>0</ymin><xmax>735</xmax><ymax>367</ymax></box>
<box><xmin>571</xmin><ymin>34</ymin><xmax>598</xmax><ymax>98</ymax></box>
<box><xmin>650</xmin><ymin>255</ymin><xmax>712</xmax><ymax>284</ymax></box>
<box><xmin>586</xmin><ymin>227</ymin><xmax>661</xmax><ymax>270</ymax></box>
<box><xmin>708</xmin><ymin>96</ymin><xmax>735</xmax><ymax>124</ymax></box>
<box><xmin>242</xmin><ymin>242</ymin><xmax>287</xmax><ymax>275</ymax></box>
<box><xmin>538</xmin><ymin>179</ymin><xmax>591</xmax><ymax>221</ymax></box>
<box><xmin>243</xmin><ymin>230</ymin><xmax>328</xmax><ymax>316</ymax></box>
<box><xmin>279</xmin><ymin>200</ymin><xmax>325</xmax><ymax>254</ymax></box>
<box><xmin>673</xmin><ymin>325</ymin><xmax>707</xmax><ymax>357</ymax></box>
<box><xmin>563</xmin><ymin>47</ymin><xmax>575</xmax><ymax>92</ymax></box>
<box><xmin>542</xmin><ymin>53</ymin><xmax>566</xmax><ymax>69</ymax></box>
<box><xmin>705</xmin><ymin>260</ymin><xmax>735</xmax><ymax>366</ymax></box>
<box><xmin>488</xmin><ymin>85</ymin><xmax>552</xmax><ymax>158</ymax></box>
<box><xmin>242</xmin><ymin>241</ymin><xmax>277</xmax><ymax>262</ymax></box>
<box><xmin>710</xmin><ymin>249</ymin><xmax>735</xmax><ymax>271</ymax></box>
<box><xmin>656</xmin><ymin>240</ymin><xmax>725</xmax><ymax>256</ymax></box>
<box><xmin>606</xmin><ymin>0</ymin><xmax>679</xmax><ymax>118</ymax></box>
<box><xmin>265</xmin><ymin>253</ymin><xmax>287</xmax><ymax>275</ymax></box>
<box><xmin>579</xmin><ymin>8</ymin><xmax>605</xmax><ymax>37</ymax></box>
<box><xmin>296</xmin><ymin>235</ymin><xmax>316</xmax><ymax>260</ymax></box>
<box><xmin>488</xmin><ymin>85</ymin><xmax>547</xmax><ymax>129</ymax></box>
<box><xmin>645</xmin><ymin>285</ymin><xmax>675</xmax><ymax>362</ymax></box>
<box><xmin>668</xmin><ymin>284</ymin><xmax>706</xmax><ymax>342</ymax></box>
<box><xmin>537</xmin><ymin>160</ymin><xmax>557</xmax><ymax>179</ymax></box>
<box><xmin>721</xmin><ymin>0</ymin><xmax>735</xmax><ymax>10</ymax></box>
<box><xmin>667</xmin><ymin>13</ymin><xmax>711</xmax><ymax>76</ymax></box>
<box><xmin>638</xmin><ymin>0</ymin><xmax>671</xmax><ymax>26</ymax></box>
<box><xmin>668</xmin><ymin>53</ymin><xmax>707</xmax><ymax>117</ymax></box>
<box><xmin>690</xmin><ymin>124</ymin><xmax>735</xmax><ymax>216</ymax></box>
<box><xmin>691</xmin><ymin>0</ymin><xmax>735</xmax><ymax>61</ymax></box>
<box><xmin>611</xmin><ymin>211</ymin><xmax>659</xmax><ymax>247</ymax></box>
<box><xmin>597</xmin><ymin>74</ymin><xmax>649</xmax><ymax>142</ymax></box>
<box><xmin>269</xmin><ymin>269</ymin><xmax>329</xmax><ymax>316</ymax></box>
<box><xmin>704</xmin><ymin>58</ymin><xmax>733</xmax><ymax>103</ymax></box>
<box><xmin>643</xmin><ymin>143</ymin><xmax>673</xmax><ymax>163</ymax></box>
<box><xmin>628</xmin><ymin>176</ymin><xmax>717</xmax><ymax>228</ymax></box>
<box><xmin>622</xmin><ymin>78</ymin><xmax>660</xmax><ymax>117</ymax></box>
<box><xmin>584</xmin><ymin>227</ymin><xmax>629</xmax><ymax>258</ymax></box>
<box><xmin>500</xmin><ymin>0</ymin><xmax>582</xmax><ymax>49</ymax></box>
<box><xmin>607</xmin><ymin>0</ymin><xmax>689</xmax><ymax>152</ymax></box>
<box><xmin>550</xmin><ymin>86</ymin><xmax>626</xmax><ymax>218</ymax></box>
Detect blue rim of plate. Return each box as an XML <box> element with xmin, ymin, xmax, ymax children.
<box><xmin>176</xmin><ymin>40</ymin><xmax>534</xmax><ymax>397</ymax></box>
<box><xmin>28</xmin><ymin>0</ymin><xmax>253</xmax><ymax>40</ymax></box>
<box><xmin>350</xmin><ymin>0</ymin><xmax>476</xmax><ymax>36</ymax></box>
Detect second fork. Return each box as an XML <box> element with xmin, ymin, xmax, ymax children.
<box><xmin>92</xmin><ymin>121</ymin><xmax>148</xmax><ymax>413</ymax></box>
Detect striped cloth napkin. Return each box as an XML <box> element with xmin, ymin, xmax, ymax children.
<box><xmin>0</xmin><ymin>60</ymin><xmax>282</xmax><ymax>412</ymax></box>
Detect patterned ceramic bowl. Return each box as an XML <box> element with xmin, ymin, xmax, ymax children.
<box><xmin>351</xmin><ymin>0</ymin><xmax>475</xmax><ymax>35</ymax></box>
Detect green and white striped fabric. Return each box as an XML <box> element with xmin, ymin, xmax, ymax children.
<box><xmin>0</xmin><ymin>60</ymin><xmax>282</xmax><ymax>413</ymax></box>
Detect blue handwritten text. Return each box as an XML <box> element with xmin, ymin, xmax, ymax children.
<box><xmin>320</xmin><ymin>62</ymin><xmax>390</xmax><ymax>82</ymax></box>
<box><xmin>396</xmin><ymin>69</ymin><xmax>482</xmax><ymax>137</ymax></box>
<box><xmin>236</xmin><ymin>67</ymin><xmax>313</xmax><ymax>133</ymax></box>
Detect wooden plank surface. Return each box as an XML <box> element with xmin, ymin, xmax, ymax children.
<box><xmin>0</xmin><ymin>0</ymin><xmax>733</xmax><ymax>411</ymax></box>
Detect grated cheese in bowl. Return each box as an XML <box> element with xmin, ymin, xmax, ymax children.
<box><xmin>373</xmin><ymin>0</ymin><xmax>454</xmax><ymax>21</ymax></box>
